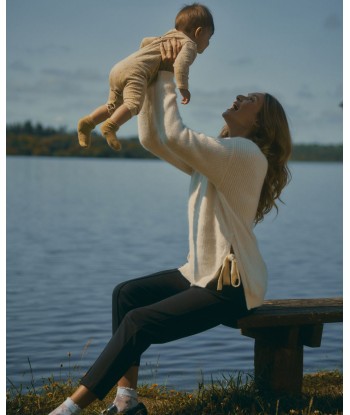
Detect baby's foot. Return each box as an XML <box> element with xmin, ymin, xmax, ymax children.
<box><xmin>101</xmin><ymin>119</ymin><xmax>122</xmax><ymax>151</ymax></box>
<box><xmin>77</xmin><ymin>116</ymin><xmax>95</xmax><ymax>148</ymax></box>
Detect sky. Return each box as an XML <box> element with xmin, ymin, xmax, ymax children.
<box><xmin>5</xmin><ymin>0</ymin><xmax>343</xmax><ymax>144</ymax></box>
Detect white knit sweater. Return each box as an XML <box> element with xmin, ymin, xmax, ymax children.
<box><xmin>138</xmin><ymin>71</ymin><xmax>268</xmax><ymax>310</ymax></box>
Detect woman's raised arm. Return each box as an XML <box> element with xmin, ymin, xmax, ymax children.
<box><xmin>137</xmin><ymin>40</ymin><xmax>193</xmax><ymax>175</ymax></box>
<box><xmin>138</xmin><ymin>81</ymin><xmax>193</xmax><ymax>175</ymax></box>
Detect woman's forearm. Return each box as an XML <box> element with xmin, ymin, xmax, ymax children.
<box><xmin>137</xmin><ymin>73</ymin><xmax>192</xmax><ymax>175</ymax></box>
<box><xmin>158</xmin><ymin>72</ymin><xmax>232</xmax><ymax>186</ymax></box>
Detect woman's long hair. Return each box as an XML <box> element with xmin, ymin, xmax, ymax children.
<box><xmin>220</xmin><ymin>93</ymin><xmax>292</xmax><ymax>224</ymax></box>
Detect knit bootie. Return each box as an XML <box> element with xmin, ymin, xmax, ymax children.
<box><xmin>77</xmin><ymin>115</ymin><xmax>95</xmax><ymax>148</ymax></box>
<box><xmin>101</xmin><ymin>119</ymin><xmax>122</xmax><ymax>151</ymax></box>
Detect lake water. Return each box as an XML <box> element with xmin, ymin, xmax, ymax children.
<box><xmin>6</xmin><ymin>156</ymin><xmax>343</xmax><ymax>392</ymax></box>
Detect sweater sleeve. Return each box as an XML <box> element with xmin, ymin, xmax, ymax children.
<box><xmin>154</xmin><ymin>72</ymin><xmax>238</xmax><ymax>187</ymax></box>
<box><xmin>137</xmin><ymin>75</ymin><xmax>193</xmax><ymax>175</ymax></box>
<box><xmin>173</xmin><ymin>42</ymin><xmax>197</xmax><ymax>90</ymax></box>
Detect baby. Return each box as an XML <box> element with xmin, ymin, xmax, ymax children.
<box><xmin>77</xmin><ymin>3</ymin><xmax>214</xmax><ymax>151</ymax></box>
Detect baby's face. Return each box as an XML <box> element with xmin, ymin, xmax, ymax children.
<box><xmin>195</xmin><ymin>27</ymin><xmax>213</xmax><ymax>54</ymax></box>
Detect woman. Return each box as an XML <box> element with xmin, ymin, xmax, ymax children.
<box><xmin>49</xmin><ymin>41</ymin><xmax>292</xmax><ymax>415</ymax></box>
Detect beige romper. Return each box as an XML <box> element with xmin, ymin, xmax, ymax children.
<box><xmin>106</xmin><ymin>29</ymin><xmax>197</xmax><ymax>116</ymax></box>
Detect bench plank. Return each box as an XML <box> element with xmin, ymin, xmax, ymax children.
<box><xmin>230</xmin><ymin>297</ymin><xmax>342</xmax><ymax>329</ymax></box>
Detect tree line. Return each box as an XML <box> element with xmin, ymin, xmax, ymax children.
<box><xmin>6</xmin><ymin>121</ymin><xmax>342</xmax><ymax>162</ymax></box>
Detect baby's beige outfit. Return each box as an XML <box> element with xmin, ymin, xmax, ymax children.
<box><xmin>107</xmin><ymin>29</ymin><xmax>197</xmax><ymax>116</ymax></box>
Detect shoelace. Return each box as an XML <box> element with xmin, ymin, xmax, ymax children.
<box><xmin>216</xmin><ymin>253</ymin><xmax>241</xmax><ymax>290</ymax></box>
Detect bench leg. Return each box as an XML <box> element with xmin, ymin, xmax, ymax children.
<box><xmin>254</xmin><ymin>337</ymin><xmax>303</xmax><ymax>395</ymax></box>
<box><xmin>240</xmin><ymin>324</ymin><xmax>323</xmax><ymax>396</ymax></box>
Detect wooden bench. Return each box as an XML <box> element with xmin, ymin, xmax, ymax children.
<box><xmin>223</xmin><ymin>297</ymin><xmax>343</xmax><ymax>396</ymax></box>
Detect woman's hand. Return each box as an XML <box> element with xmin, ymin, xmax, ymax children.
<box><xmin>159</xmin><ymin>38</ymin><xmax>182</xmax><ymax>72</ymax></box>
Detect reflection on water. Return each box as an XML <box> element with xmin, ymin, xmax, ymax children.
<box><xmin>6</xmin><ymin>157</ymin><xmax>342</xmax><ymax>390</ymax></box>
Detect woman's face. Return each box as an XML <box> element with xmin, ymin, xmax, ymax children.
<box><xmin>222</xmin><ymin>93</ymin><xmax>265</xmax><ymax>137</ymax></box>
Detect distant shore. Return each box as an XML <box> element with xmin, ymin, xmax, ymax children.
<box><xmin>6</xmin><ymin>121</ymin><xmax>343</xmax><ymax>162</ymax></box>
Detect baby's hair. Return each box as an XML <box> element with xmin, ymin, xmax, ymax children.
<box><xmin>175</xmin><ymin>3</ymin><xmax>214</xmax><ymax>35</ymax></box>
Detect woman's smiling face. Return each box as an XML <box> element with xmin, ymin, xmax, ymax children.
<box><xmin>222</xmin><ymin>93</ymin><xmax>265</xmax><ymax>137</ymax></box>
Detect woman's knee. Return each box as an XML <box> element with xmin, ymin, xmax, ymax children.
<box><xmin>112</xmin><ymin>280</ymin><xmax>139</xmax><ymax>312</ymax></box>
<box><xmin>112</xmin><ymin>282</ymin><xmax>128</xmax><ymax>308</ymax></box>
<box><xmin>112</xmin><ymin>282</ymin><xmax>134</xmax><ymax>332</ymax></box>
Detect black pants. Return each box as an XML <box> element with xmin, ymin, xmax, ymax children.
<box><xmin>80</xmin><ymin>269</ymin><xmax>249</xmax><ymax>400</ymax></box>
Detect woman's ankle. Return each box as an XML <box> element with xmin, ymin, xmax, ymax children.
<box><xmin>70</xmin><ymin>385</ymin><xmax>97</xmax><ymax>409</ymax></box>
<box><xmin>113</xmin><ymin>386</ymin><xmax>138</xmax><ymax>412</ymax></box>
<box><xmin>48</xmin><ymin>397</ymin><xmax>81</xmax><ymax>415</ymax></box>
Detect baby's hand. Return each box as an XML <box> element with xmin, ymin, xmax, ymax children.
<box><xmin>179</xmin><ymin>89</ymin><xmax>191</xmax><ymax>105</ymax></box>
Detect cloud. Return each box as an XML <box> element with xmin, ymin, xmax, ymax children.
<box><xmin>315</xmin><ymin>109</ymin><xmax>343</xmax><ymax>126</ymax></box>
<box><xmin>326</xmin><ymin>82</ymin><xmax>343</xmax><ymax>100</ymax></box>
<box><xmin>23</xmin><ymin>43</ymin><xmax>72</xmax><ymax>56</ymax></box>
<box><xmin>323</xmin><ymin>14</ymin><xmax>342</xmax><ymax>30</ymax></box>
<box><xmin>296</xmin><ymin>85</ymin><xmax>315</xmax><ymax>100</ymax></box>
<box><xmin>8</xmin><ymin>60</ymin><xmax>32</xmax><ymax>72</ymax></box>
<box><xmin>7</xmin><ymin>76</ymin><xmax>84</xmax><ymax>99</ymax></box>
<box><xmin>41</xmin><ymin>67</ymin><xmax>105</xmax><ymax>82</ymax></box>
<box><xmin>230</xmin><ymin>57</ymin><xmax>254</xmax><ymax>66</ymax></box>
<box><xmin>7</xmin><ymin>66</ymin><xmax>106</xmax><ymax>105</ymax></box>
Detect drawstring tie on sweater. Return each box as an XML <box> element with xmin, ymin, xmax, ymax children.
<box><xmin>217</xmin><ymin>253</ymin><xmax>241</xmax><ymax>291</ymax></box>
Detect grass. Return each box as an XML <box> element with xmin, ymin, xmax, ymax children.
<box><xmin>6</xmin><ymin>369</ymin><xmax>343</xmax><ymax>415</ymax></box>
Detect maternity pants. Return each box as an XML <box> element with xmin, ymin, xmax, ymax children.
<box><xmin>80</xmin><ymin>269</ymin><xmax>249</xmax><ymax>399</ymax></box>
